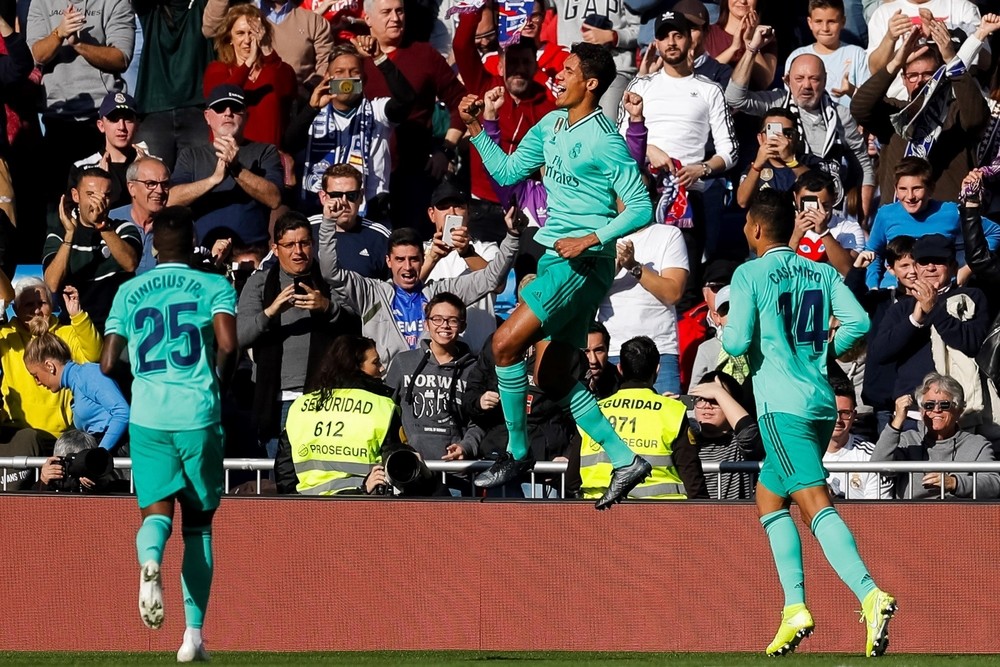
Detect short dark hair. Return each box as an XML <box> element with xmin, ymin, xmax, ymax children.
<box><xmin>893</xmin><ymin>156</ymin><xmax>935</xmax><ymax>188</ymax></box>
<box><xmin>330</xmin><ymin>43</ymin><xmax>361</xmax><ymax>63</ymax></box>
<box><xmin>424</xmin><ymin>291</ymin><xmax>467</xmax><ymax>322</ymax></box>
<box><xmin>505</xmin><ymin>36</ymin><xmax>537</xmax><ymax>57</ymax></box>
<box><xmin>387</xmin><ymin>228</ymin><xmax>424</xmax><ymax>254</ymax></box>
<box><xmin>272</xmin><ymin>211</ymin><xmax>311</xmax><ymax>244</ymax></box>
<box><xmin>697</xmin><ymin>370</ymin><xmax>744</xmax><ymax>405</ymax></box>
<box><xmin>808</xmin><ymin>0</ymin><xmax>844</xmax><ymax>14</ymax></box>
<box><xmin>793</xmin><ymin>169</ymin><xmax>836</xmax><ymax>198</ymax></box>
<box><xmin>619</xmin><ymin>336</ymin><xmax>659</xmax><ymax>382</ymax></box>
<box><xmin>830</xmin><ymin>376</ymin><xmax>857</xmax><ymax>407</ymax></box>
<box><xmin>588</xmin><ymin>320</ymin><xmax>610</xmax><ymax>348</ymax></box>
<box><xmin>571</xmin><ymin>42</ymin><xmax>616</xmax><ymax>101</ymax></box>
<box><xmin>759</xmin><ymin>107</ymin><xmax>799</xmax><ymax>131</ymax></box>
<box><xmin>152</xmin><ymin>206</ymin><xmax>195</xmax><ymax>257</ymax></box>
<box><xmin>885</xmin><ymin>235</ymin><xmax>916</xmax><ymax>266</ymax></box>
<box><xmin>748</xmin><ymin>189</ymin><xmax>796</xmax><ymax>243</ymax></box>
<box><xmin>75</xmin><ymin>166</ymin><xmax>112</xmax><ymax>188</ymax></box>
<box><xmin>903</xmin><ymin>42</ymin><xmax>944</xmax><ymax>71</ymax></box>
<box><xmin>322</xmin><ymin>163</ymin><xmax>363</xmax><ymax>191</ymax></box>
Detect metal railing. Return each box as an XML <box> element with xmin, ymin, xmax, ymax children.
<box><xmin>4</xmin><ymin>457</ymin><xmax>999</xmax><ymax>500</ymax></box>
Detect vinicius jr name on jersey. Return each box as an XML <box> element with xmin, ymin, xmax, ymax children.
<box><xmin>125</xmin><ymin>273</ymin><xmax>207</xmax><ymax>307</ymax></box>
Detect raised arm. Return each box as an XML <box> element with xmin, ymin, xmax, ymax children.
<box><xmin>463</xmin><ymin>95</ymin><xmax>547</xmax><ymax>185</ymax></box>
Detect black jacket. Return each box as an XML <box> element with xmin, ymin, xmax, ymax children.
<box><xmin>961</xmin><ymin>202</ymin><xmax>1000</xmax><ymax>384</ymax></box>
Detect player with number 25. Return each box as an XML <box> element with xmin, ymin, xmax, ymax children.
<box><xmin>721</xmin><ymin>190</ymin><xmax>897</xmax><ymax>658</ymax></box>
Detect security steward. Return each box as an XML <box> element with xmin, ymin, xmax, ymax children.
<box><xmin>579</xmin><ymin>336</ymin><xmax>707</xmax><ymax>500</ymax></box>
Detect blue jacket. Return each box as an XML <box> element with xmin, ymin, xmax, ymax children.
<box><xmin>60</xmin><ymin>362</ymin><xmax>130</xmax><ymax>451</ymax></box>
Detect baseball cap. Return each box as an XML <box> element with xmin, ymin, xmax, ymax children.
<box><xmin>430</xmin><ymin>178</ymin><xmax>467</xmax><ymax>207</ymax></box>
<box><xmin>672</xmin><ymin>0</ymin><xmax>709</xmax><ymax>28</ymax></box>
<box><xmin>715</xmin><ymin>285</ymin><xmax>731</xmax><ymax>313</ymax></box>
<box><xmin>99</xmin><ymin>91</ymin><xmax>138</xmax><ymax>118</ymax></box>
<box><xmin>655</xmin><ymin>10</ymin><xmax>691</xmax><ymax>39</ymax></box>
<box><xmin>912</xmin><ymin>234</ymin><xmax>955</xmax><ymax>263</ymax></box>
<box><xmin>703</xmin><ymin>259</ymin><xmax>740</xmax><ymax>287</ymax></box>
<box><xmin>206</xmin><ymin>84</ymin><xmax>246</xmax><ymax>111</ymax></box>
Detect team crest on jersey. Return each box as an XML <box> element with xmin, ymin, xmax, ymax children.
<box><xmin>569</xmin><ymin>142</ymin><xmax>582</xmax><ymax>158</ymax></box>
<box><xmin>553</xmin><ymin>117</ymin><xmax>565</xmax><ymax>134</ymax></box>
<box><xmin>760</xmin><ymin>167</ymin><xmax>773</xmax><ymax>182</ymax></box>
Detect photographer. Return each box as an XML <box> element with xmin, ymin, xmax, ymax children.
<box><xmin>38</xmin><ymin>430</ymin><xmax>121</xmax><ymax>493</ymax></box>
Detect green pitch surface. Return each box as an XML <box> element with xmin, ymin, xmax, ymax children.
<box><xmin>1</xmin><ymin>653</ymin><xmax>999</xmax><ymax>666</ymax></box>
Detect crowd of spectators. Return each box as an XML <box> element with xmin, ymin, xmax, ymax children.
<box><xmin>3</xmin><ymin>0</ymin><xmax>1000</xmax><ymax>500</ymax></box>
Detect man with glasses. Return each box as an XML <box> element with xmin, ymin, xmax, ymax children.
<box><xmin>238</xmin><ymin>211</ymin><xmax>348</xmax><ymax>459</ymax></box>
<box><xmin>111</xmin><ymin>157</ymin><xmax>171</xmax><ymax>275</ymax></box>
<box><xmin>170</xmin><ymin>84</ymin><xmax>283</xmax><ymax>251</ymax></box>
<box><xmin>74</xmin><ymin>92</ymin><xmax>151</xmax><ymax>211</ymax></box>
<box><xmin>823</xmin><ymin>377</ymin><xmax>892</xmax><ymax>500</ymax></box>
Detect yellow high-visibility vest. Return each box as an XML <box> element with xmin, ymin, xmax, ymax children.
<box><xmin>579</xmin><ymin>387</ymin><xmax>688</xmax><ymax>499</ymax></box>
<box><xmin>286</xmin><ymin>388</ymin><xmax>397</xmax><ymax>495</ymax></box>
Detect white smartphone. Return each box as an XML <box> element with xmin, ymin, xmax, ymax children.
<box><xmin>766</xmin><ymin>122</ymin><xmax>783</xmax><ymax>139</ymax></box>
<box><xmin>443</xmin><ymin>215</ymin><xmax>463</xmax><ymax>247</ymax></box>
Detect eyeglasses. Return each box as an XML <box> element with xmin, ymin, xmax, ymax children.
<box><xmin>433</xmin><ymin>200</ymin><xmax>468</xmax><ymax>211</ymax></box>
<box><xmin>324</xmin><ymin>189</ymin><xmax>362</xmax><ymax>203</ymax></box>
<box><xmin>131</xmin><ymin>179</ymin><xmax>171</xmax><ymax>191</ymax></box>
<box><xmin>276</xmin><ymin>240</ymin><xmax>312</xmax><ymax>250</ymax></box>
<box><xmin>836</xmin><ymin>409</ymin><xmax>855</xmax><ymax>419</ymax></box>
<box><xmin>428</xmin><ymin>315</ymin><xmax>464</xmax><ymax>328</ymax></box>
<box><xmin>694</xmin><ymin>397</ymin><xmax>718</xmax><ymax>407</ymax></box>
<box><xmin>210</xmin><ymin>102</ymin><xmax>246</xmax><ymax>114</ymax></box>
<box><xmin>922</xmin><ymin>400</ymin><xmax>954</xmax><ymax>412</ymax></box>
<box><xmin>903</xmin><ymin>71</ymin><xmax>935</xmax><ymax>83</ymax></box>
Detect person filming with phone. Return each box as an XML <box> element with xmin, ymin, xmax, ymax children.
<box><xmin>736</xmin><ymin>108</ymin><xmax>810</xmax><ymax>208</ymax></box>
<box><xmin>789</xmin><ymin>170</ymin><xmax>865</xmax><ymax>276</ymax></box>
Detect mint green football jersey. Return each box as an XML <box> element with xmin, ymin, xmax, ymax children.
<box><xmin>721</xmin><ymin>247</ymin><xmax>869</xmax><ymax>420</ymax></box>
<box><xmin>105</xmin><ymin>263</ymin><xmax>237</xmax><ymax>430</ymax></box>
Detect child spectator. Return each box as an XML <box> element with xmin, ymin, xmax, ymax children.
<box><xmin>785</xmin><ymin>0</ymin><xmax>869</xmax><ymax>109</ymax></box>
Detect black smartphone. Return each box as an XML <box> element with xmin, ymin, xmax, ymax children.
<box><xmin>583</xmin><ymin>13</ymin><xmax>613</xmax><ymax>30</ymax></box>
<box><xmin>293</xmin><ymin>277</ymin><xmax>308</xmax><ymax>295</ymax></box>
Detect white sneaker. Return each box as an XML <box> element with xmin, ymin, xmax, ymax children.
<box><xmin>138</xmin><ymin>560</ymin><xmax>164</xmax><ymax>630</ymax></box>
<box><xmin>176</xmin><ymin>639</ymin><xmax>210</xmax><ymax>662</ymax></box>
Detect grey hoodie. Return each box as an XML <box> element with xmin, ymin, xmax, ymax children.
<box><xmin>871</xmin><ymin>425</ymin><xmax>1000</xmax><ymax>499</ymax></box>
<box><xmin>385</xmin><ymin>339</ymin><xmax>483</xmax><ymax>460</ymax></box>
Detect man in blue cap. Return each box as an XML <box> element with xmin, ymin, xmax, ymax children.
<box><xmin>74</xmin><ymin>91</ymin><xmax>150</xmax><ymax>211</ymax></box>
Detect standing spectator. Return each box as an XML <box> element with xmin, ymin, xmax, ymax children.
<box><xmin>132</xmin><ymin>0</ymin><xmax>214</xmax><ymax>169</ymax></box>
<box><xmin>703</xmin><ymin>0</ymin><xmax>775</xmax><ymax>89</ymax></box>
<box><xmin>362</xmin><ymin>0</ymin><xmax>467</xmax><ymax>231</ymax></box>
<box><xmin>238</xmin><ymin>212</ymin><xmax>350</xmax><ymax>459</ymax></box>
<box><xmin>852</xmin><ymin>27</ymin><xmax>988</xmax><ymax>205</ymax></box>
<box><xmin>419</xmin><ymin>179</ymin><xmax>500</xmax><ymax>355</ymax></box>
<box><xmin>579</xmin><ymin>335</ymin><xmax>707</xmax><ymax>500</ymax></box>
<box><xmin>688</xmin><ymin>370</ymin><xmax>762</xmax><ymax>499</ymax></box>
<box><xmin>27</xmin><ymin>0</ymin><xmax>135</xmax><ymax>202</ymax></box>
<box><xmin>42</xmin><ymin>168</ymin><xmax>141</xmax><ymax>331</ymax></box>
<box><xmin>824</xmin><ymin>377</ymin><xmax>892</xmax><ymax>500</ymax></box>
<box><xmin>203</xmin><ymin>0</ymin><xmax>334</xmax><ymax>97</ymax></box>
<box><xmin>680</xmin><ymin>0</ymin><xmax>733</xmax><ymax>88</ymax></box>
<box><xmin>584</xmin><ymin>321</ymin><xmax>621</xmax><ymax>400</ymax></box>
<box><xmin>555</xmin><ymin>0</ymin><xmax>641</xmax><ymax>119</ymax></box>
<box><xmin>306</xmin><ymin>164</ymin><xmax>390</xmax><ymax>279</ymax></box>
<box><xmin>598</xmin><ymin>223</ymin><xmax>689</xmax><ymax>395</ymax></box>
<box><xmin>873</xmin><ymin>373</ymin><xmax>1000</xmax><ymax>499</ymax></box>
<box><xmin>454</xmin><ymin>7</ymin><xmax>554</xmax><ymax>241</ymax></box>
<box><xmin>170</xmin><ymin>84</ymin><xmax>283</xmax><ymax>248</ymax></box>
<box><xmin>203</xmin><ymin>4</ymin><xmax>297</xmax><ymax>149</ymax></box>
<box><xmin>115</xmin><ymin>156</ymin><xmax>171</xmax><ymax>275</ymax></box>
<box><xmin>73</xmin><ymin>92</ymin><xmax>148</xmax><ymax>212</ymax></box>
<box><xmin>318</xmin><ymin>211</ymin><xmax>521</xmax><ymax>367</ymax></box>
<box><xmin>481</xmin><ymin>0</ymin><xmax>568</xmax><ymax>93</ymax></box>
<box><xmin>619</xmin><ymin>12</ymin><xmax>736</xmax><ymax>306</ymax></box>
<box><xmin>785</xmin><ymin>0</ymin><xmax>870</xmax><ymax>109</ymax></box>
<box><xmin>0</xmin><ymin>12</ymin><xmax>35</xmax><ymax>228</ymax></box>
<box><xmin>385</xmin><ymin>292</ymin><xmax>483</xmax><ymax>462</ymax></box>
<box><xmin>289</xmin><ymin>39</ymin><xmax>415</xmax><ymax>219</ymax></box>
<box><xmin>735</xmin><ymin>108</ymin><xmax>810</xmax><ymax>208</ymax></box>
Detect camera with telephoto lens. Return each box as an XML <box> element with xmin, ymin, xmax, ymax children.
<box><xmin>371</xmin><ymin>444</ymin><xmax>442</xmax><ymax>496</ymax></box>
<box><xmin>49</xmin><ymin>447</ymin><xmax>113</xmax><ymax>493</ymax></box>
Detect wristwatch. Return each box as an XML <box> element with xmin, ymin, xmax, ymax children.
<box><xmin>700</xmin><ymin>162</ymin><xmax>711</xmax><ymax>178</ymax></box>
<box><xmin>629</xmin><ymin>264</ymin><xmax>643</xmax><ymax>280</ymax></box>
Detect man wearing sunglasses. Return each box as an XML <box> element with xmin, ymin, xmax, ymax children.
<box><xmin>872</xmin><ymin>372</ymin><xmax>999</xmax><ymax>499</ymax></box>
<box><xmin>171</xmin><ymin>84</ymin><xmax>283</xmax><ymax>251</ymax></box>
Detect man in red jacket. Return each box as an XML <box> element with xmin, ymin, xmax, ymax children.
<box><xmin>453</xmin><ymin>6</ymin><xmax>555</xmax><ymax>243</ymax></box>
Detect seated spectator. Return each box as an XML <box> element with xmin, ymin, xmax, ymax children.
<box><xmin>584</xmin><ymin>321</ymin><xmax>621</xmax><ymax>400</ymax></box>
<box><xmin>784</xmin><ymin>0</ymin><xmax>870</xmax><ymax>109</ymax></box>
<box><xmin>736</xmin><ymin>108</ymin><xmax>810</xmax><ymax>208</ymax></box>
<box><xmin>580</xmin><ymin>335</ymin><xmax>707</xmax><ymax>500</ymax></box>
<box><xmin>304</xmin><ymin>164</ymin><xmax>389</xmax><ymax>280</ymax></box>
<box><xmin>728</xmin><ymin>29</ymin><xmax>872</xmax><ymax>212</ymax></box>
<box><xmin>170</xmin><ymin>84</ymin><xmax>283</xmax><ymax>249</ymax></box>
<box><xmin>0</xmin><ymin>278</ymin><xmax>101</xmax><ymax>446</ymax></box>
<box><xmin>204</xmin><ymin>4</ymin><xmax>297</xmax><ymax>149</ymax></box>
<box><xmin>852</xmin><ymin>28</ymin><xmax>988</xmax><ymax>205</ymax></box>
<box><xmin>419</xmin><ymin>179</ymin><xmax>501</xmax><ymax>355</ymax></box>
<box><xmin>873</xmin><ymin>373</ymin><xmax>1000</xmax><ymax>499</ymax></box>
<box><xmin>869</xmin><ymin>234</ymin><xmax>989</xmax><ymax>409</ymax></box>
<box><xmin>824</xmin><ymin>377</ymin><xmax>891</xmax><ymax>500</ymax></box>
<box><xmin>23</xmin><ymin>317</ymin><xmax>129</xmax><ymax>452</ymax></box>
<box><xmin>42</xmin><ymin>167</ymin><xmax>141</xmax><ymax>331</ymax></box>
<box><xmin>385</xmin><ymin>293</ymin><xmax>482</xmax><ymax>462</ymax></box>
<box><xmin>789</xmin><ymin>169</ymin><xmax>865</xmax><ymax>277</ymax></box>
<box><xmin>274</xmin><ymin>334</ymin><xmax>401</xmax><ymax>495</ymax></box>
<box><xmin>598</xmin><ymin>222</ymin><xmax>688</xmax><ymax>395</ymax></box>
<box><xmin>863</xmin><ymin>157</ymin><xmax>1000</xmax><ymax>289</ymax></box>
<box><xmin>688</xmin><ymin>370</ymin><xmax>762</xmax><ymax>500</ymax></box>
<box><xmin>204</xmin><ymin>0</ymin><xmax>334</xmax><ymax>97</ymax></box>
<box><xmin>318</xmin><ymin>207</ymin><xmax>521</xmax><ymax>367</ymax></box>
<box><xmin>116</xmin><ymin>157</ymin><xmax>172</xmax><ymax>275</ymax></box>
<box><xmin>238</xmin><ymin>212</ymin><xmax>354</xmax><ymax>459</ymax></box>
<box><xmin>689</xmin><ymin>286</ymin><xmax>750</xmax><ymax>390</ymax></box>
<box><xmin>289</xmin><ymin>40</ymin><xmax>414</xmax><ymax>219</ymax></box>
<box><xmin>703</xmin><ymin>0</ymin><xmax>776</xmax><ymax>89</ymax></box>
<box><xmin>73</xmin><ymin>92</ymin><xmax>148</xmax><ymax>211</ymax></box>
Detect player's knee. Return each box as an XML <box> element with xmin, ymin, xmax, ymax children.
<box><xmin>492</xmin><ymin>330</ymin><xmax>519</xmax><ymax>367</ymax></box>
